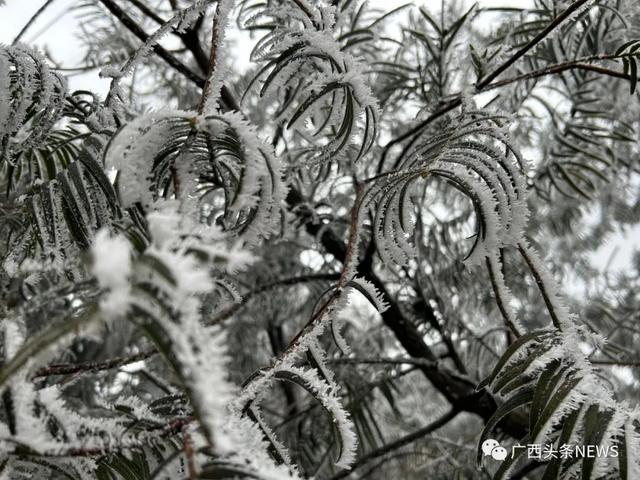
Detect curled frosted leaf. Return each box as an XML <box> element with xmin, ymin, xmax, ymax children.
<box><xmin>241</xmin><ymin>0</ymin><xmax>379</xmax><ymax>164</ymax></box>
<box><xmin>347</xmin><ymin>276</ymin><xmax>389</xmax><ymax>313</ymax></box>
<box><xmin>0</xmin><ymin>45</ymin><xmax>67</xmax><ymax>166</ymax></box>
<box><xmin>368</xmin><ymin>109</ymin><xmax>528</xmax><ymax>266</ymax></box>
<box><xmin>104</xmin><ymin>110</ymin><xmax>286</xmax><ymax>243</ymax></box>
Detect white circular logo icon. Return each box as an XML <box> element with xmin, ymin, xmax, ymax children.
<box><xmin>482</xmin><ymin>439</ymin><xmax>507</xmax><ymax>461</ymax></box>
<box><xmin>491</xmin><ymin>446</ymin><xmax>508</xmax><ymax>461</ymax></box>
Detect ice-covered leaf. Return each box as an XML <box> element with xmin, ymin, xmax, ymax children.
<box><xmin>0</xmin><ymin>45</ymin><xmax>66</xmax><ymax>167</ymax></box>
<box><xmin>104</xmin><ymin>110</ymin><xmax>285</xmax><ymax>243</ymax></box>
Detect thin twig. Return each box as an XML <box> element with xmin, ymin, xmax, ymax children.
<box><xmin>13</xmin><ymin>0</ymin><xmax>59</xmax><ymax>45</ymax></box>
<box><xmin>99</xmin><ymin>0</ymin><xmax>241</xmax><ymax>112</ymax></box>
<box><xmin>484</xmin><ymin>61</ymin><xmax>630</xmax><ymax>90</ymax></box>
<box><xmin>126</xmin><ymin>0</ymin><xmax>166</xmax><ymax>25</ymax></box>
<box><xmin>327</xmin><ymin>357</ymin><xmax>437</xmax><ymax>368</ymax></box>
<box><xmin>207</xmin><ymin>273</ymin><xmax>340</xmax><ymax>326</ymax></box>
<box><xmin>285</xmin><ymin>184</ymin><xmax>365</xmax><ymax>349</ymax></box>
<box><xmin>593</xmin><ymin>360</ymin><xmax>640</xmax><ymax>367</ymax></box>
<box><xmin>476</xmin><ymin>0</ymin><xmax>594</xmax><ymax>89</ymax></box>
<box><xmin>183</xmin><ymin>426</ymin><xmax>198</xmax><ymax>479</ymax></box>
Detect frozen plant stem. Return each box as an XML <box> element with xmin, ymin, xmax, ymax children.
<box><xmin>183</xmin><ymin>426</ymin><xmax>197</xmax><ymax>479</ymax></box>
<box><xmin>199</xmin><ymin>0</ymin><xmax>232</xmax><ymax>114</ymax></box>
<box><xmin>97</xmin><ymin>0</ymin><xmax>205</xmax><ymax>88</ymax></box>
<box><xmin>476</xmin><ymin>0</ymin><xmax>595</xmax><ymax>88</ymax></box>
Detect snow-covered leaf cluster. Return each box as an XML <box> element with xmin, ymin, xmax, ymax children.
<box><xmin>104</xmin><ymin>110</ymin><xmax>285</xmax><ymax>243</ymax></box>
<box><xmin>240</xmin><ymin>0</ymin><xmax>379</xmax><ymax>166</ymax></box>
<box><xmin>0</xmin><ymin>45</ymin><xmax>66</xmax><ymax>166</ymax></box>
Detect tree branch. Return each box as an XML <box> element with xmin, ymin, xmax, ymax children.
<box><xmin>126</xmin><ymin>0</ymin><xmax>166</xmax><ymax>25</ymax></box>
<box><xmin>96</xmin><ymin>1</ymin><xmax>532</xmax><ymax>443</ymax></box>
<box><xmin>97</xmin><ymin>0</ymin><xmax>206</xmax><ymax>87</ymax></box>
<box><xmin>476</xmin><ymin>0</ymin><xmax>594</xmax><ymax>89</ymax></box>
<box><xmin>285</xmin><ymin>182</ymin><xmax>527</xmax><ymax>439</ymax></box>
<box><xmin>98</xmin><ymin>0</ymin><xmax>241</xmax><ymax>112</ymax></box>
<box><xmin>484</xmin><ymin>61</ymin><xmax>630</xmax><ymax>91</ymax></box>
<box><xmin>13</xmin><ymin>0</ymin><xmax>59</xmax><ymax>45</ymax></box>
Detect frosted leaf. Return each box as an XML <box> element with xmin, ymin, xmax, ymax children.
<box><xmin>369</xmin><ymin>109</ymin><xmax>529</xmax><ymax>268</ymax></box>
<box><xmin>538</xmin><ymin>0</ymin><xmax>597</xmax><ymax>48</ymax></box>
<box><xmin>146</xmin><ymin>200</ymin><xmax>184</xmax><ymax>248</ymax></box>
<box><xmin>0</xmin><ymin>45</ymin><xmax>66</xmax><ymax>165</ymax></box>
<box><xmin>2</xmin><ymin>316</ymin><xmax>25</xmax><ymax>360</ymax></box>
<box><xmin>0</xmin><ymin>320</ymin><xmax>138</xmax><ymax>458</ymax></box>
<box><xmin>483</xmin><ymin>325</ymin><xmax>640</xmax><ymax>467</ymax></box>
<box><xmin>518</xmin><ymin>240</ymin><xmax>576</xmax><ymax>330</ymax></box>
<box><xmin>348</xmin><ymin>277</ymin><xmax>389</xmax><ymax>313</ymax></box>
<box><xmin>240</xmin><ymin>0</ymin><xmax>379</xmax><ymax>164</ymax></box>
<box><xmin>234</xmin><ymin>363</ymin><xmax>357</xmax><ymax>470</ymax></box>
<box><xmin>277</xmin><ymin>366</ymin><xmax>356</xmax><ymax>468</ymax></box>
<box><xmin>104</xmin><ymin>110</ymin><xmax>285</xmax><ymax>243</ymax></box>
<box><xmin>308</xmin><ymin>338</ymin><xmax>335</xmax><ymax>384</ymax></box>
<box><xmin>124</xmin><ymin>201</ymin><xmax>304</xmax><ymax>476</ymax></box>
<box><xmin>233</xmin><ymin>274</ymin><xmax>359</xmax><ymax>470</ymax></box>
<box><xmin>220</xmin><ymin>413</ymin><xmax>302</xmax><ymax>479</ymax></box>
<box><xmin>486</xmin><ymin>253</ymin><xmax>524</xmax><ymax>334</ymax></box>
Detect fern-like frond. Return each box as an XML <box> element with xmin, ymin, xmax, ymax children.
<box><xmin>104</xmin><ymin>110</ymin><xmax>285</xmax><ymax>243</ymax></box>
<box><xmin>239</xmin><ymin>0</ymin><xmax>379</xmax><ymax>165</ymax></box>
<box><xmin>367</xmin><ymin>108</ymin><xmax>528</xmax><ymax>267</ymax></box>
<box><xmin>478</xmin><ymin>327</ymin><xmax>640</xmax><ymax>480</ymax></box>
<box><xmin>0</xmin><ymin>45</ymin><xmax>67</xmax><ymax>168</ymax></box>
<box><xmin>3</xmin><ymin>145</ymin><xmax>119</xmax><ymax>273</ymax></box>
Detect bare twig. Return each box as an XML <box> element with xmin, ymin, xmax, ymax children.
<box><xmin>126</xmin><ymin>0</ymin><xmax>166</xmax><ymax>25</ymax></box>
<box><xmin>207</xmin><ymin>273</ymin><xmax>340</xmax><ymax>326</ymax></box>
<box><xmin>484</xmin><ymin>60</ymin><xmax>630</xmax><ymax>90</ymax></box>
<box><xmin>327</xmin><ymin>357</ymin><xmax>437</xmax><ymax>368</ymax></box>
<box><xmin>13</xmin><ymin>0</ymin><xmax>59</xmax><ymax>45</ymax></box>
<box><xmin>183</xmin><ymin>426</ymin><xmax>198</xmax><ymax>479</ymax></box>
<box><xmin>593</xmin><ymin>360</ymin><xmax>640</xmax><ymax>367</ymax></box>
